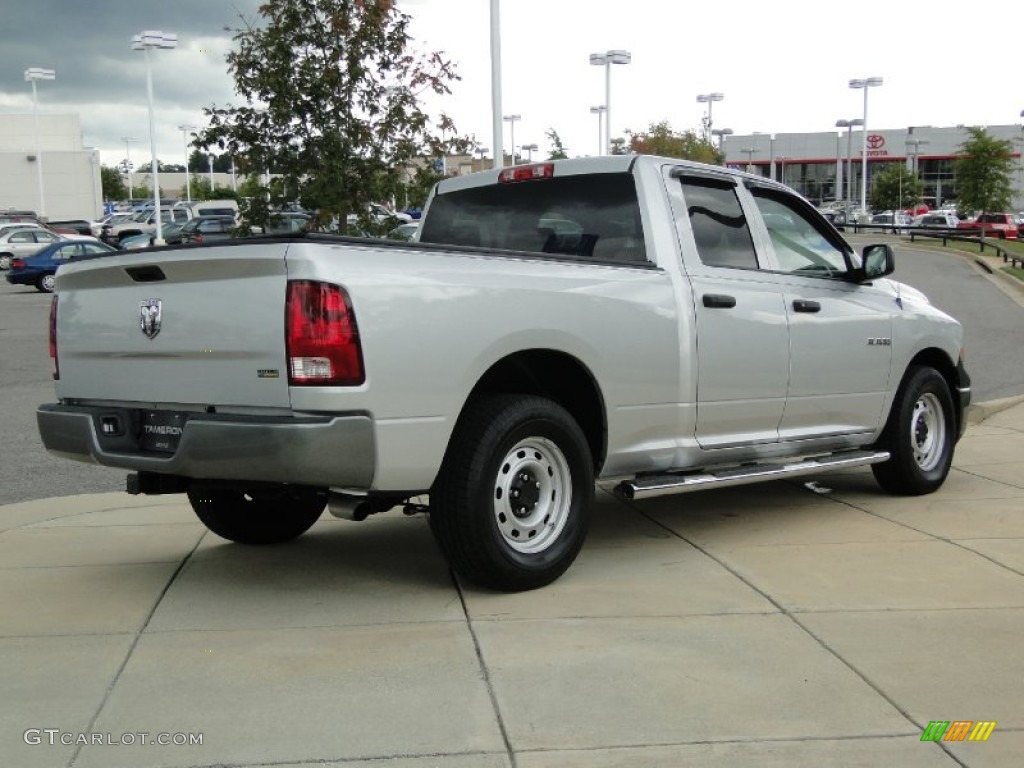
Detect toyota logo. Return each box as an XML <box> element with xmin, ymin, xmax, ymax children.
<box><xmin>867</xmin><ymin>134</ymin><xmax>885</xmax><ymax>150</ymax></box>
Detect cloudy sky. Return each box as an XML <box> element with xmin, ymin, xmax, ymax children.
<box><xmin>1</xmin><ymin>0</ymin><xmax>1021</xmax><ymax>169</ymax></box>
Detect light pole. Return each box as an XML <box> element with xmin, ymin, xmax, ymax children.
<box><xmin>589</xmin><ymin>49</ymin><xmax>631</xmax><ymax>155</ymax></box>
<box><xmin>696</xmin><ymin>92</ymin><xmax>724</xmax><ymax>142</ymax></box>
<box><xmin>849</xmin><ymin>77</ymin><xmax>883</xmax><ymax>216</ymax></box>
<box><xmin>777</xmin><ymin>156</ymin><xmax>789</xmax><ymax>185</ymax></box>
<box><xmin>25</xmin><ymin>68</ymin><xmax>55</xmax><ymax>220</ymax></box>
<box><xmin>207</xmin><ymin>153</ymin><xmax>215</xmax><ymax>193</ymax></box>
<box><xmin>521</xmin><ymin>143</ymin><xmax>538</xmax><ymax>162</ymax></box>
<box><xmin>132</xmin><ymin>29</ymin><xmax>178</xmax><ymax>245</ymax></box>
<box><xmin>711</xmin><ymin>128</ymin><xmax>732</xmax><ymax>161</ymax></box>
<box><xmin>589</xmin><ymin>105</ymin><xmax>606</xmax><ymax>156</ymax></box>
<box><xmin>836</xmin><ymin>118</ymin><xmax>863</xmax><ymax>220</ymax></box>
<box><xmin>475</xmin><ymin>145</ymin><xmax>490</xmax><ymax>170</ymax></box>
<box><xmin>177</xmin><ymin>124</ymin><xmax>196</xmax><ymax>202</ymax></box>
<box><xmin>121</xmin><ymin>136</ymin><xmax>137</xmax><ymax>202</ymax></box>
<box><xmin>906</xmin><ymin>136</ymin><xmax>930</xmax><ymax>211</ymax></box>
<box><xmin>741</xmin><ymin>146</ymin><xmax>757</xmax><ymax>173</ymax></box>
<box><xmin>502</xmin><ymin>114</ymin><xmax>520</xmax><ymax>166</ymax></box>
<box><xmin>490</xmin><ymin>0</ymin><xmax>503</xmax><ymax>171</ymax></box>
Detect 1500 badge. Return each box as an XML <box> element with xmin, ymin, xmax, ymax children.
<box><xmin>867</xmin><ymin>337</ymin><xmax>892</xmax><ymax>346</ymax></box>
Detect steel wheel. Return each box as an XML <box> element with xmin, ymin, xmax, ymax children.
<box><xmin>38</xmin><ymin>273</ymin><xmax>56</xmax><ymax>293</ymax></box>
<box><xmin>493</xmin><ymin>437</ymin><xmax>572</xmax><ymax>554</ymax></box>
<box><xmin>910</xmin><ymin>392</ymin><xmax>946</xmax><ymax>472</ymax></box>
<box><xmin>872</xmin><ymin>366</ymin><xmax>955</xmax><ymax>495</ymax></box>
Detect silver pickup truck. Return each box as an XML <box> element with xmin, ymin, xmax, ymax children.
<box><xmin>37</xmin><ymin>155</ymin><xmax>970</xmax><ymax>591</ymax></box>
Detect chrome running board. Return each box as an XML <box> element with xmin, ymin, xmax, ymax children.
<box><xmin>615</xmin><ymin>450</ymin><xmax>890</xmax><ymax>501</ymax></box>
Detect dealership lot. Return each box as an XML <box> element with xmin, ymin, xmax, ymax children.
<box><xmin>1</xmin><ymin>237</ymin><xmax>1023</xmax><ymax>766</ymax></box>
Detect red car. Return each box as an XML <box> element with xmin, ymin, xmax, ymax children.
<box><xmin>958</xmin><ymin>213</ymin><xmax>1019</xmax><ymax>240</ymax></box>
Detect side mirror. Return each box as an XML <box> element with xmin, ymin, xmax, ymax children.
<box><xmin>856</xmin><ymin>243</ymin><xmax>895</xmax><ymax>282</ymax></box>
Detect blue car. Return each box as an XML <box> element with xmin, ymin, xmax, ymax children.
<box><xmin>6</xmin><ymin>238</ymin><xmax>118</xmax><ymax>293</ymax></box>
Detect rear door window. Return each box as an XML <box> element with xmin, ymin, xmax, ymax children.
<box><xmin>677</xmin><ymin>174</ymin><xmax>759</xmax><ymax>270</ymax></box>
<box><xmin>419</xmin><ymin>172</ymin><xmax>647</xmax><ymax>264</ymax></box>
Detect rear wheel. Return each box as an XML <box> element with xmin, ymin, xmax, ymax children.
<box><xmin>0</xmin><ymin>253</ymin><xmax>11</xmax><ymax>270</ymax></box>
<box><xmin>37</xmin><ymin>273</ymin><xmax>55</xmax><ymax>293</ymax></box>
<box><xmin>187</xmin><ymin>486</ymin><xmax>326</xmax><ymax>545</ymax></box>
<box><xmin>430</xmin><ymin>395</ymin><xmax>594</xmax><ymax>591</ymax></box>
<box><xmin>872</xmin><ymin>366</ymin><xmax>955</xmax><ymax>495</ymax></box>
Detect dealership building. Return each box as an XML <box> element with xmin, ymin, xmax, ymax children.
<box><xmin>0</xmin><ymin>114</ymin><xmax>103</xmax><ymax>221</ymax></box>
<box><xmin>720</xmin><ymin>124</ymin><xmax>1024</xmax><ymax>211</ymax></box>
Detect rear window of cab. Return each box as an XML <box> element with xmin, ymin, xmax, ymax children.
<box><xmin>419</xmin><ymin>172</ymin><xmax>647</xmax><ymax>265</ymax></box>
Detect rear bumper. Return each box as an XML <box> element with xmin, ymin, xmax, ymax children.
<box><xmin>36</xmin><ymin>403</ymin><xmax>375</xmax><ymax>489</ymax></box>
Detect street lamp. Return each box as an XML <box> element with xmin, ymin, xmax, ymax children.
<box><xmin>696</xmin><ymin>92</ymin><xmax>724</xmax><ymax>141</ymax></box>
<box><xmin>25</xmin><ymin>67</ymin><xmax>55</xmax><ymax>220</ymax></box>
<box><xmin>906</xmin><ymin>136</ymin><xmax>930</xmax><ymax>212</ymax></box>
<box><xmin>474</xmin><ymin>145</ymin><xmax>490</xmax><ymax>170</ymax></box>
<box><xmin>521</xmin><ymin>143</ymin><xmax>538</xmax><ymax>162</ymax></box>
<box><xmin>207</xmin><ymin>153</ymin><xmax>215</xmax><ymax>192</ymax></box>
<box><xmin>502</xmin><ymin>114</ymin><xmax>520</xmax><ymax>166</ymax></box>
<box><xmin>121</xmin><ymin>136</ymin><xmax>137</xmax><ymax>201</ymax></box>
<box><xmin>777</xmin><ymin>156</ymin><xmax>789</xmax><ymax>186</ymax></box>
<box><xmin>132</xmin><ymin>29</ymin><xmax>178</xmax><ymax>245</ymax></box>
<box><xmin>177</xmin><ymin>124</ymin><xmax>196</xmax><ymax>202</ymax></box>
<box><xmin>711</xmin><ymin>127</ymin><xmax>732</xmax><ymax>159</ymax></box>
<box><xmin>849</xmin><ymin>77</ymin><xmax>883</xmax><ymax>216</ymax></box>
<box><xmin>836</xmin><ymin>118</ymin><xmax>864</xmax><ymax>221</ymax></box>
<box><xmin>589</xmin><ymin>49</ymin><xmax>631</xmax><ymax>155</ymax></box>
<box><xmin>741</xmin><ymin>146</ymin><xmax>757</xmax><ymax>172</ymax></box>
<box><xmin>589</xmin><ymin>105</ymin><xmax>606</xmax><ymax>156</ymax></box>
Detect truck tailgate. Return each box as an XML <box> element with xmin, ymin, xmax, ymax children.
<box><xmin>54</xmin><ymin>243</ymin><xmax>292</xmax><ymax>409</ymax></box>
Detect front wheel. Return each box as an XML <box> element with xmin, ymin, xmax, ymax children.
<box><xmin>0</xmin><ymin>253</ymin><xmax>11</xmax><ymax>271</ymax></box>
<box><xmin>187</xmin><ymin>485</ymin><xmax>327</xmax><ymax>545</ymax></box>
<box><xmin>430</xmin><ymin>395</ymin><xmax>594</xmax><ymax>591</ymax></box>
<box><xmin>872</xmin><ymin>366</ymin><xmax>955</xmax><ymax>495</ymax></box>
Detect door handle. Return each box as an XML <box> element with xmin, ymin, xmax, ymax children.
<box><xmin>792</xmin><ymin>299</ymin><xmax>821</xmax><ymax>313</ymax></box>
<box><xmin>702</xmin><ymin>293</ymin><xmax>736</xmax><ymax>309</ymax></box>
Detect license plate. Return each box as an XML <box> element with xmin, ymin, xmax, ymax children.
<box><xmin>139</xmin><ymin>410</ymin><xmax>188</xmax><ymax>453</ymax></box>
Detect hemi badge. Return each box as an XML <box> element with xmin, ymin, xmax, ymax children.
<box><xmin>257</xmin><ymin>369</ymin><xmax>280</xmax><ymax>379</ymax></box>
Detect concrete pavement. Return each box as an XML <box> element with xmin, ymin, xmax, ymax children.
<box><xmin>2</xmin><ymin>405</ymin><xmax>1023</xmax><ymax>767</ymax></box>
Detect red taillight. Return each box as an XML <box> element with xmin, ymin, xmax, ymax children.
<box><xmin>498</xmin><ymin>163</ymin><xmax>555</xmax><ymax>183</ymax></box>
<box><xmin>49</xmin><ymin>295</ymin><xmax>59</xmax><ymax>380</ymax></box>
<box><xmin>195</xmin><ymin>233</ymin><xmax>203</xmax><ymax>245</ymax></box>
<box><xmin>286</xmin><ymin>281</ymin><xmax>364</xmax><ymax>386</ymax></box>
<box><xmin>11</xmin><ymin>258</ymin><xmax>26</xmax><ymax>269</ymax></box>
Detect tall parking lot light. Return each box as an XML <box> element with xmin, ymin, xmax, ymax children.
<box><xmin>836</xmin><ymin>118</ymin><xmax>864</xmax><ymax>221</ymax></box>
<box><xmin>590</xmin><ymin>50</ymin><xmax>631</xmax><ymax>155</ymax></box>
<box><xmin>502</xmin><ymin>114</ymin><xmax>520</xmax><ymax>166</ymax></box>
<box><xmin>849</xmin><ymin>77</ymin><xmax>883</xmax><ymax>216</ymax></box>
<box><xmin>521</xmin><ymin>142</ymin><xmax>538</xmax><ymax>162</ymax></box>
<box><xmin>741</xmin><ymin>146</ymin><xmax>757</xmax><ymax>173</ymax></box>
<box><xmin>178</xmin><ymin>125</ymin><xmax>196</xmax><ymax>202</ymax></box>
<box><xmin>121</xmin><ymin>136</ymin><xmax>137</xmax><ymax>201</ymax></box>
<box><xmin>25</xmin><ymin>68</ymin><xmax>56</xmax><ymax>221</ymax></box>
<box><xmin>696</xmin><ymin>92</ymin><xmax>724</xmax><ymax>142</ymax></box>
<box><xmin>132</xmin><ymin>30</ymin><xmax>178</xmax><ymax>245</ymax></box>
<box><xmin>711</xmin><ymin>127</ymin><xmax>733</xmax><ymax>157</ymax></box>
<box><xmin>589</xmin><ymin>106</ymin><xmax>606</xmax><ymax>156</ymax></box>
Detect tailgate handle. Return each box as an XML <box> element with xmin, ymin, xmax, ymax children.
<box><xmin>125</xmin><ymin>265</ymin><xmax>166</xmax><ymax>282</ymax></box>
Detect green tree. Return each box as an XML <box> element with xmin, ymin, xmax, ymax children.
<box><xmin>195</xmin><ymin>0</ymin><xmax>465</xmax><ymax>233</ymax></box>
<box><xmin>869</xmin><ymin>162</ymin><xmax>923</xmax><ymax>211</ymax></box>
<box><xmin>100</xmin><ymin>165</ymin><xmax>128</xmax><ymax>200</ymax></box>
<box><xmin>609</xmin><ymin>137</ymin><xmax>628</xmax><ymax>155</ymax></box>
<box><xmin>954</xmin><ymin>127</ymin><xmax>1015</xmax><ymax>225</ymax></box>
<box><xmin>626</xmin><ymin>121</ymin><xmax>720</xmax><ymax>163</ymax></box>
<box><xmin>546</xmin><ymin>129</ymin><xmax>568</xmax><ymax>160</ymax></box>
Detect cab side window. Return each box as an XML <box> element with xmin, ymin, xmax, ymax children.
<box><xmin>750</xmin><ymin>188</ymin><xmax>852</xmax><ymax>276</ymax></box>
<box><xmin>679</xmin><ymin>176</ymin><xmax>758</xmax><ymax>270</ymax></box>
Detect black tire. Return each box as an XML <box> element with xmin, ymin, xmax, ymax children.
<box><xmin>430</xmin><ymin>395</ymin><xmax>594</xmax><ymax>592</ymax></box>
<box><xmin>872</xmin><ymin>366</ymin><xmax>955</xmax><ymax>495</ymax></box>
<box><xmin>36</xmin><ymin>273</ymin><xmax>55</xmax><ymax>293</ymax></box>
<box><xmin>187</xmin><ymin>486</ymin><xmax>326</xmax><ymax>545</ymax></box>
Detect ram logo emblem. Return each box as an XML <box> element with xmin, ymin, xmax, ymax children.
<box><xmin>140</xmin><ymin>299</ymin><xmax>162</xmax><ymax>339</ymax></box>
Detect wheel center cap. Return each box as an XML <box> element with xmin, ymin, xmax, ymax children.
<box><xmin>509</xmin><ymin>471</ymin><xmax>540</xmax><ymax>518</ymax></box>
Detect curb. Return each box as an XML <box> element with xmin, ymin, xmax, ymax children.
<box><xmin>967</xmin><ymin>394</ymin><xmax>1024</xmax><ymax>426</ymax></box>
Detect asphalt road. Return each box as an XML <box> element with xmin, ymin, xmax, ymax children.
<box><xmin>1</xmin><ymin>241</ymin><xmax>1022</xmax><ymax>506</ymax></box>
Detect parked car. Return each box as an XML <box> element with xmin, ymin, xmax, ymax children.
<box><xmin>958</xmin><ymin>213</ymin><xmax>1019</xmax><ymax>240</ymax></box>
<box><xmin>0</xmin><ymin>228</ymin><xmax>64</xmax><ymax>270</ymax></box>
<box><xmin>387</xmin><ymin>222</ymin><xmax>420</xmax><ymax>241</ymax></box>
<box><xmin>259</xmin><ymin>212</ymin><xmax>311</xmax><ymax>235</ymax></box>
<box><xmin>47</xmin><ymin>219</ymin><xmax>93</xmax><ymax>236</ymax></box>
<box><xmin>5</xmin><ymin>239</ymin><xmax>117</xmax><ymax>292</ymax></box>
<box><xmin>870</xmin><ymin>212</ymin><xmax>912</xmax><ymax>232</ymax></box>
<box><xmin>179</xmin><ymin>215</ymin><xmax>237</xmax><ymax>245</ymax></box>
<box><xmin>910</xmin><ymin>212</ymin><xmax>960</xmax><ymax>230</ymax></box>
<box><xmin>118</xmin><ymin>221</ymin><xmax>187</xmax><ymax>250</ymax></box>
<box><xmin>90</xmin><ymin>212</ymin><xmax>136</xmax><ymax>238</ymax></box>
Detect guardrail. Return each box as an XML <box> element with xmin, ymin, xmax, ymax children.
<box><xmin>903</xmin><ymin>229</ymin><xmax>1024</xmax><ymax>268</ymax></box>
